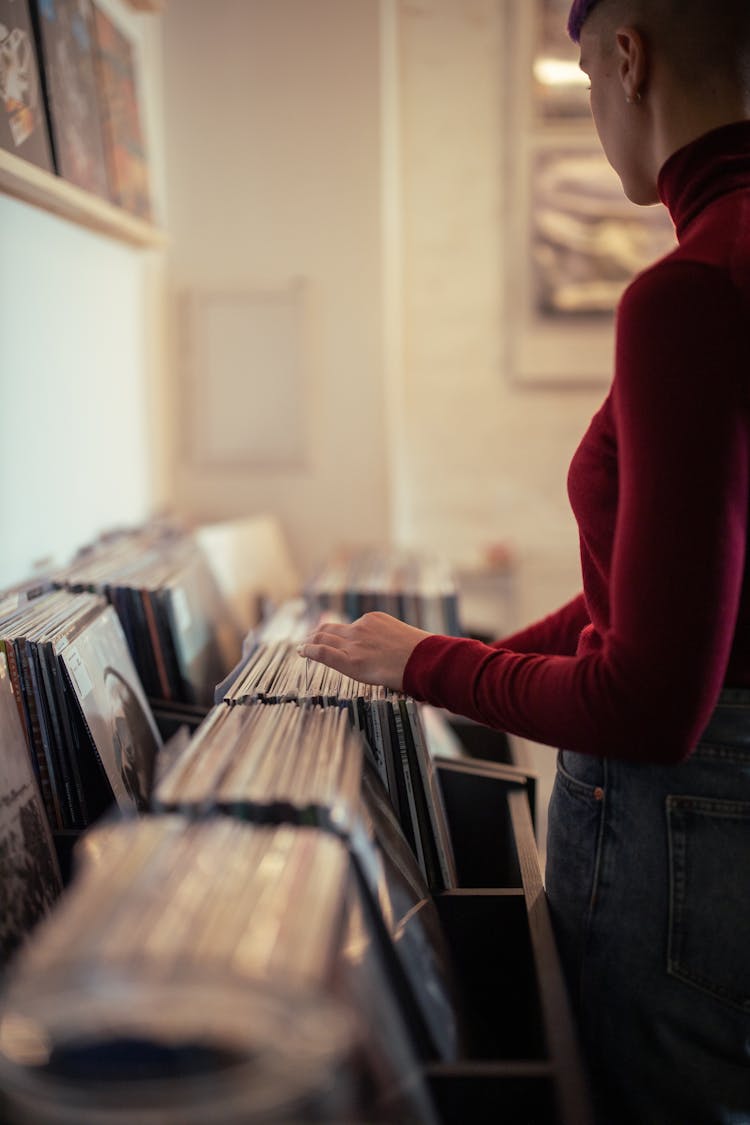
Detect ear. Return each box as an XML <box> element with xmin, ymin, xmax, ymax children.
<box><xmin>615</xmin><ymin>26</ymin><xmax>648</xmax><ymax>100</ymax></box>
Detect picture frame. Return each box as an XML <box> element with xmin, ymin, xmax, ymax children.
<box><xmin>33</xmin><ymin>0</ymin><xmax>111</xmax><ymax>199</ymax></box>
<box><xmin>506</xmin><ymin>0</ymin><xmax>676</xmax><ymax>385</ymax></box>
<box><xmin>180</xmin><ymin>281</ymin><xmax>312</xmax><ymax>473</ymax></box>
<box><xmin>0</xmin><ymin>0</ymin><xmax>54</xmax><ymax>171</ymax></box>
<box><xmin>92</xmin><ymin>1</ymin><xmax>151</xmax><ymax>219</ymax></box>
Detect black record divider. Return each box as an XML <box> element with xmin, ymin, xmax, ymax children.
<box><xmin>429</xmin><ymin>758</ymin><xmax>593</xmax><ymax>1125</ymax></box>
<box><xmin>148</xmin><ymin>697</ymin><xmax>209</xmax><ymax>741</ymax></box>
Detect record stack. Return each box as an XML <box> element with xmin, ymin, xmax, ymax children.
<box><xmin>154</xmin><ymin>700</ymin><xmax>460</xmax><ymax>1064</ymax></box>
<box><xmin>55</xmin><ymin>526</ymin><xmax>243</xmax><ymax>710</ymax></box>
<box><xmin>305</xmin><ymin>547</ymin><xmax>462</xmax><ymax>635</ymax></box>
<box><xmin>0</xmin><ymin>588</ymin><xmax>162</xmax><ymax>834</ymax></box>
<box><xmin>220</xmin><ymin>635</ymin><xmax>456</xmax><ymax>894</ymax></box>
<box><xmin>0</xmin><ymin>640</ymin><xmax>62</xmax><ymax>968</ymax></box>
<box><xmin>0</xmin><ymin>815</ymin><xmax>439</xmax><ymax>1124</ymax></box>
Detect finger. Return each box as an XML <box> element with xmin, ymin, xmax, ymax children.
<box><xmin>297</xmin><ymin>642</ymin><xmax>356</xmax><ymax>678</ymax></box>
<box><xmin>300</xmin><ymin>628</ymin><xmax>350</xmax><ymax>651</ymax></box>
<box><xmin>308</xmin><ymin>621</ymin><xmax>353</xmax><ymax>639</ymax></box>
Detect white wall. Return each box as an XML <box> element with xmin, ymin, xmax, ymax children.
<box><xmin>395</xmin><ymin>0</ymin><xmax>604</xmax><ymax>630</ymax></box>
<box><xmin>162</xmin><ymin>0</ymin><xmax>390</xmax><ymax>574</ymax></box>
<box><xmin>0</xmin><ymin>1</ymin><xmax>167</xmax><ymax>589</ymax></box>
<box><xmin>160</xmin><ymin>0</ymin><xmax>608</xmax><ymax>621</ymax></box>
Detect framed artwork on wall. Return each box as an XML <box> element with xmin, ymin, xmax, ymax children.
<box><xmin>32</xmin><ymin>0</ymin><xmax>111</xmax><ymax>199</ymax></box>
<box><xmin>92</xmin><ymin>1</ymin><xmax>151</xmax><ymax>219</ymax></box>
<box><xmin>532</xmin><ymin>0</ymin><xmax>591</xmax><ymax>123</ymax></box>
<box><xmin>0</xmin><ymin>0</ymin><xmax>54</xmax><ymax>171</ymax></box>
<box><xmin>180</xmin><ymin>281</ymin><xmax>312</xmax><ymax>473</ymax></box>
<box><xmin>506</xmin><ymin>0</ymin><xmax>676</xmax><ymax>385</ymax></box>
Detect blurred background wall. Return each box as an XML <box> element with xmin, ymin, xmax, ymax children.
<box><xmin>161</xmin><ymin>0</ymin><xmax>605</xmax><ymax>630</ymax></box>
<box><xmin>1</xmin><ymin>0</ymin><xmax>627</xmax><ymax>839</ymax></box>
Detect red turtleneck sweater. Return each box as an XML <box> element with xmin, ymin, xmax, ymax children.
<box><xmin>403</xmin><ymin>122</ymin><xmax>750</xmax><ymax>763</ymax></box>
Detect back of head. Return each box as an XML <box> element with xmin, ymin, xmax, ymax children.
<box><xmin>569</xmin><ymin>0</ymin><xmax>750</xmax><ymax>91</ymax></box>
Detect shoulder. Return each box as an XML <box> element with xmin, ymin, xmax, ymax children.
<box><xmin>620</xmin><ymin>251</ymin><xmax>742</xmax><ymax>322</ymax></box>
<box><xmin>614</xmin><ymin>254</ymin><xmax>749</xmax><ymax>406</ymax></box>
<box><xmin>617</xmin><ymin>254</ymin><xmax>747</xmax><ymax>368</ymax></box>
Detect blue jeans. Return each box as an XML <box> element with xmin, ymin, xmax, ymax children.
<box><xmin>546</xmin><ymin>690</ymin><xmax>750</xmax><ymax>1125</ymax></box>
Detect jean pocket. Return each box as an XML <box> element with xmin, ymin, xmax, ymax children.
<box><xmin>547</xmin><ymin>754</ymin><xmax>606</xmax><ymax>906</ymax></box>
<box><xmin>554</xmin><ymin>750</ymin><xmax>604</xmax><ymax>802</ymax></box>
<box><xmin>667</xmin><ymin>795</ymin><xmax>750</xmax><ymax>1011</ymax></box>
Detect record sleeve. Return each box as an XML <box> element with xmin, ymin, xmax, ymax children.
<box><xmin>55</xmin><ymin>638</ymin><xmax>113</xmax><ymax>825</ymax></box>
<box><xmin>116</xmin><ymin>583</ymin><xmax>157</xmax><ymax>696</ymax></box>
<box><xmin>0</xmin><ymin>0</ymin><xmax>53</xmax><ymax>169</ymax></box>
<box><xmin>2</xmin><ymin>634</ymin><xmax>58</xmax><ymax>828</ymax></box>
<box><xmin>160</xmin><ymin>547</ymin><xmax>241</xmax><ymax>707</ymax></box>
<box><xmin>32</xmin><ymin>0</ymin><xmax>110</xmax><ymax>197</ymax></box>
<box><xmin>15</xmin><ymin>633</ymin><xmax>76</xmax><ymax>827</ymax></box>
<box><xmin>357</xmin><ymin>761</ymin><xmax>461</xmax><ymax>1063</ymax></box>
<box><xmin>91</xmin><ymin>2</ymin><xmax>151</xmax><ymax>217</ymax></box>
<box><xmin>336</xmin><ymin>871</ymin><xmax>439</xmax><ymax>1124</ymax></box>
<box><xmin>368</xmin><ymin>698</ymin><xmax>402</xmax><ymax>824</ymax></box>
<box><xmin>404</xmin><ymin>699</ymin><xmax>457</xmax><ymax>890</ymax></box>
<box><xmin>0</xmin><ymin>649</ymin><xmax>62</xmax><ymax>966</ymax></box>
<box><xmin>60</xmin><ymin>606</ymin><xmax>161</xmax><ymax>813</ymax></box>
<box><xmin>27</xmin><ymin>633</ymin><xmax>81</xmax><ymax>827</ymax></box>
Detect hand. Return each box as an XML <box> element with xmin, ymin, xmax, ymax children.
<box><xmin>298</xmin><ymin>612</ymin><xmax>431</xmax><ymax>691</ymax></box>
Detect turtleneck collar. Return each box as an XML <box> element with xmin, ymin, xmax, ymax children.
<box><xmin>657</xmin><ymin>120</ymin><xmax>750</xmax><ymax>241</ymax></box>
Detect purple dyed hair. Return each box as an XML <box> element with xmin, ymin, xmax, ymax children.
<box><xmin>567</xmin><ymin>0</ymin><xmax>605</xmax><ymax>42</ymax></box>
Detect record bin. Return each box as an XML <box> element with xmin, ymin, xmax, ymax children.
<box><xmin>428</xmin><ymin>757</ymin><xmax>593</xmax><ymax>1125</ymax></box>
<box><xmin>44</xmin><ymin>721</ymin><xmax>591</xmax><ymax>1124</ymax></box>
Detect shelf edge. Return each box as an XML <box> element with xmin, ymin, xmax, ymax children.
<box><xmin>0</xmin><ymin>149</ymin><xmax>167</xmax><ymax>249</ymax></box>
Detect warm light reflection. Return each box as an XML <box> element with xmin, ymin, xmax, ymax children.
<box><xmin>534</xmin><ymin>57</ymin><xmax>589</xmax><ymax>87</ymax></box>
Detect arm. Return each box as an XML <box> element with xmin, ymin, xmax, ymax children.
<box><xmin>403</xmin><ymin>263</ymin><xmax>749</xmax><ymax>763</ymax></box>
<box><xmin>299</xmin><ymin>593</ymin><xmax>591</xmax><ymax>688</ymax></box>
<box><xmin>491</xmin><ymin>593</ymin><xmax>590</xmax><ymax>655</ymax></box>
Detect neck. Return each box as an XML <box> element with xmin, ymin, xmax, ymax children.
<box><xmin>650</xmin><ymin>74</ymin><xmax>750</xmax><ymax>176</ymax></box>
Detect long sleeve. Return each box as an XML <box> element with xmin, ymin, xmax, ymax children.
<box><xmin>492</xmin><ymin>593</ymin><xmax>589</xmax><ymax>656</ymax></box>
<box><xmin>404</xmin><ymin>260</ymin><xmax>750</xmax><ymax>764</ymax></box>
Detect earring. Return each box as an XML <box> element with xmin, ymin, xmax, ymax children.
<box><xmin>626</xmin><ymin>90</ymin><xmax>642</xmax><ymax>105</ymax></box>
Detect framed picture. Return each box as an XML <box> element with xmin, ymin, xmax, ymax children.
<box><xmin>506</xmin><ymin>0</ymin><xmax>677</xmax><ymax>384</ymax></box>
<box><xmin>0</xmin><ymin>0</ymin><xmax>54</xmax><ymax>170</ymax></box>
<box><xmin>33</xmin><ymin>0</ymin><xmax>111</xmax><ymax>199</ymax></box>
<box><xmin>92</xmin><ymin>1</ymin><xmax>151</xmax><ymax>218</ymax></box>
<box><xmin>180</xmin><ymin>281</ymin><xmax>312</xmax><ymax>472</ymax></box>
<box><xmin>532</xmin><ymin>0</ymin><xmax>591</xmax><ymax>123</ymax></box>
<box><xmin>530</xmin><ymin>144</ymin><xmax>676</xmax><ymax>318</ymax></box>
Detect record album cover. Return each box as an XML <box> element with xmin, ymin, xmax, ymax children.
<box><xmin>92</xmin><ymin>2</ymin><xmax>150</xmax><ymax>217</ymax></box>
<box><xmin>0</xmin><ymin>649</ymin><xmax>62</xmax><ymax>966</ymax></box>
<box><xmin>33</xmin><ymin>0</ymin><xmax>110</xmax><ymax>197</ymax></box>
<box><xmin>0</xmin><ymin>0</ymin><xmax>53</xmax><ymax>169</ymax></box>
<box><xmin>61</xmin><ymin>606</ymin><xmax>161</xmax><ymax>813</ymax></box>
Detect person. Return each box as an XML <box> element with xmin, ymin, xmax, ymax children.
<box><xmin>299</xmin><ymin>0</ymin><xmax>750</xmax><ymax>1120</ymax></box>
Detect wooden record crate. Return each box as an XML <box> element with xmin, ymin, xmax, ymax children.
<box><xmin>429</xmin><ymin>758</ymin><xmax>594</xmax><ymax>1125</ymax></box>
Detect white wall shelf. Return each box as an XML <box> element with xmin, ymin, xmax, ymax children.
<box><xmin>0</xmin><ymin>148</ymin><xmax>166</xmax><ymax>249</ymax></box>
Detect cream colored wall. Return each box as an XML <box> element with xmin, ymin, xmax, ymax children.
<box><xmin>0</xmin><ymin>1</ymin><xmax>168</xmax><ymax>590</ymax></box>
<box><xmin>162</xmin><ymin>0</ymin><xmax>390</xmax><ymax>574</ymax></box>
<box><xmin>395</xmin><ymin>0</ymin><xmax>604</xmax><ymax>631</ymax></box>
<box><xmin>161</xmin><ymin>0</ymin><xmax>607</xmax><ymax>624</ymax></box>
